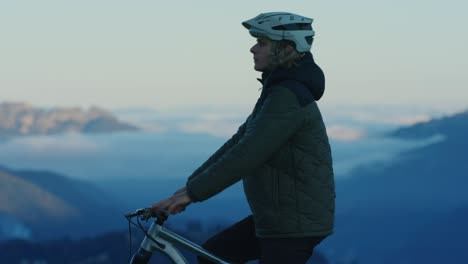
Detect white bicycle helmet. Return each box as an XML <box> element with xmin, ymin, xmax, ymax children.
<box><xmin>242</xmin><ymin>12</ymin><xmax>315</xmax><ymax>53</ymax></box>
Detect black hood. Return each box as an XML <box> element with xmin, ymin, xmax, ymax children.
<box><xmin>261</xmin><ymin>52</ymin><xmax>325</xmax><ymax>101</ymax></box>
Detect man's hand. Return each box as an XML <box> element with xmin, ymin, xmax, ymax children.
<box><xmin>150</xmin><ymin>187</ymin><xmax>192</xmax><ymax>216</ymax></box>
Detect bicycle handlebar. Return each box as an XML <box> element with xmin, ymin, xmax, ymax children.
<box><xmin>125</xmin><ymin>208</ymin><xmax>168</xmax><ymax>225</ymax></box>
<box><xmin>125</xmin><ymin>207</ymin><xmax>229</xmax><ymax>264</ymax></box>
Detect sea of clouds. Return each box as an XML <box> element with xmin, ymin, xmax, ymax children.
<box><xmin>0</xmin><ymin>104</ymin><xmax>447</xmax><ymax>182</ymax></box>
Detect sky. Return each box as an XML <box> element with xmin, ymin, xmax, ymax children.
<box><xmin>1</xmin><ymin>0</ymin><xmax>467</xmax><ymax>113</ymax></box>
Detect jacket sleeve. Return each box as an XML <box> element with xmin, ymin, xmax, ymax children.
<box><xmin>186</xmin><ymin>86</ymin><xmax>304</xmax><ymax>202</ymax></box>
<box><xmin>186</xmin><ymin>117</ymin><xmax>249</xmax><ymax>183</ymax></box>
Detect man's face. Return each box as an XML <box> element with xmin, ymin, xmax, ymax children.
<box><xmin>250</xmin><ymin>38</ymin><xmax>272</xmax><ymax>72</ymax></box>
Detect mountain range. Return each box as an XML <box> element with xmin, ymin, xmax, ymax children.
<box><xmin>324</xmin><ymin>108</ymin><xmax>468</xmax><ymax>263</ymax></box>
<box><xmin>0</xmin><ymin>166</ymin><xmax>123</xmax><ymax>240</ymax></box>
<box><xmin>390</xmin><ymin>109</ymin><xmax>468</xmax><ymax>140</ymax></box>
<box><xmin>0</xmin><ymin>102</ymin><xmax>138</xmax><ymax>139</ymax></box>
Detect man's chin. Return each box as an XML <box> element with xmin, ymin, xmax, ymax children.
<box><xmin>254</xmin><ymin>65</ymin><xmax>266</xmax><ymax>72</ymax></box>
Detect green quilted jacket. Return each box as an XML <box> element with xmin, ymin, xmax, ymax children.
<box><xmin>186</xmin><ymin>52</ymin><xmax>335</xmax><ymax>238</ymax></box>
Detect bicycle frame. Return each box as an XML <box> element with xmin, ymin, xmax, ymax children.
<box><xmin>130</xmin><ymin>219</ymin><xmax>229</xmax><ymax>264</ymax></box>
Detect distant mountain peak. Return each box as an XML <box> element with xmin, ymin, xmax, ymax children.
<box><xmin>389</xmin><ymin>108</ymin><xmax>468</xmax><ymax>140</ymax></box>
<box><xmin>0</xmin><ymin>101</ymin><xmax>139</xmax><ymax>138</ymax></box>
<box><xmin>0</xmin><ymin>102</ymin><xmax>33</xmax><ymax>110</ymax></box>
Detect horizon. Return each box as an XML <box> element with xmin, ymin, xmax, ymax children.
<box><xmin>0</xmin><ymin>103</ymin><xmax>448</xmax><ymax>182</ymax></box>
<box><xmin>2</xmin><ymin>99</ymin><xmax>464</xmax><ymax>142</ymax></box>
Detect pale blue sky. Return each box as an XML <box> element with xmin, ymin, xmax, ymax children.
<box><xmin>1</xmin><ymin>0</ymin><xmax>466</xmax><ymax>111</ymax></box>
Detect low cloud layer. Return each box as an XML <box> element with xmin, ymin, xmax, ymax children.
<box><xmin>0</xmin><ymin>133</ymin><xmax>100</xmax><ymax>156</ymax></box>
<box><xmin>115</xmin><ymin>105</ymin><xmax>444</xmax><ymax>141</ymax></box>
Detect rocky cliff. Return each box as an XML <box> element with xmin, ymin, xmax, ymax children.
<box><xmin>0</xmin><ymin>102</ymin><xmax>138</xmax><ymax>138</ymax></box>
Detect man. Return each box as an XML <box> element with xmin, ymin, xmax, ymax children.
<box><xmin>151</xmin><ymin>12</ymin><xmax>335</xmax><ymax>264</ymax></box>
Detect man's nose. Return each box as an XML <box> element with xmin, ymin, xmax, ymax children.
<box><xmin>250</xmin><ymin>44</ymin><xmax>256</xmax><ymax>54</ymax></box>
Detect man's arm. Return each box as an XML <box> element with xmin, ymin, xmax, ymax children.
<box><xmin>187</xmin><ymin>86</ymin><xmax>304</xmax><ymax>202</ymax></box>
<box><xmin>186</xmin><ymin>118</ymin><xmax>248</xmax><ymax>182</ymax></box>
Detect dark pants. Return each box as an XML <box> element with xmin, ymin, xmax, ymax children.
<box><xmin>198</xmin><ymin>215</ymin><xmax>325</xmax><ymax>264</ymax></box>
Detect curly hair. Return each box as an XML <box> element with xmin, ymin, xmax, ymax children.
<box><xmin>268</xmin><ymin>40</ymin><xmax>305</xmax><ymax>69</ymax></box>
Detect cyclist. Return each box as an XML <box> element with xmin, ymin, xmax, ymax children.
<box><xmin>150</xmin><ymin>12</ymin><xmax>335</xmax><ymax>264</ymax></box>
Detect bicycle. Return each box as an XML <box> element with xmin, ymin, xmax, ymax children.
<box><xmin>125</xmin><ymin>208</ymin><xmax>229</xmax><ymax>264</ymax></box>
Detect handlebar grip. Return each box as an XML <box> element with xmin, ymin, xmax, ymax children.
<box><xmin>125</xmin><ymin>208</ymin><xmax>153</xmax><ymax>220</ymax></box>
<box><xmin>125</xmin><ymin>208</ymin><xmax>168</xmax><ymax>223</ymax></box>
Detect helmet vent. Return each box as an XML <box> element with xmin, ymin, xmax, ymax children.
<box><xmin>305</xmin><ymin>36</ymin><xmax>313</xmax><ymax>45</ymax></box>
<box><xmin>272</xmin><ymin>23</ymin><xmax>311</xmax><ymax>31</ymax></box>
